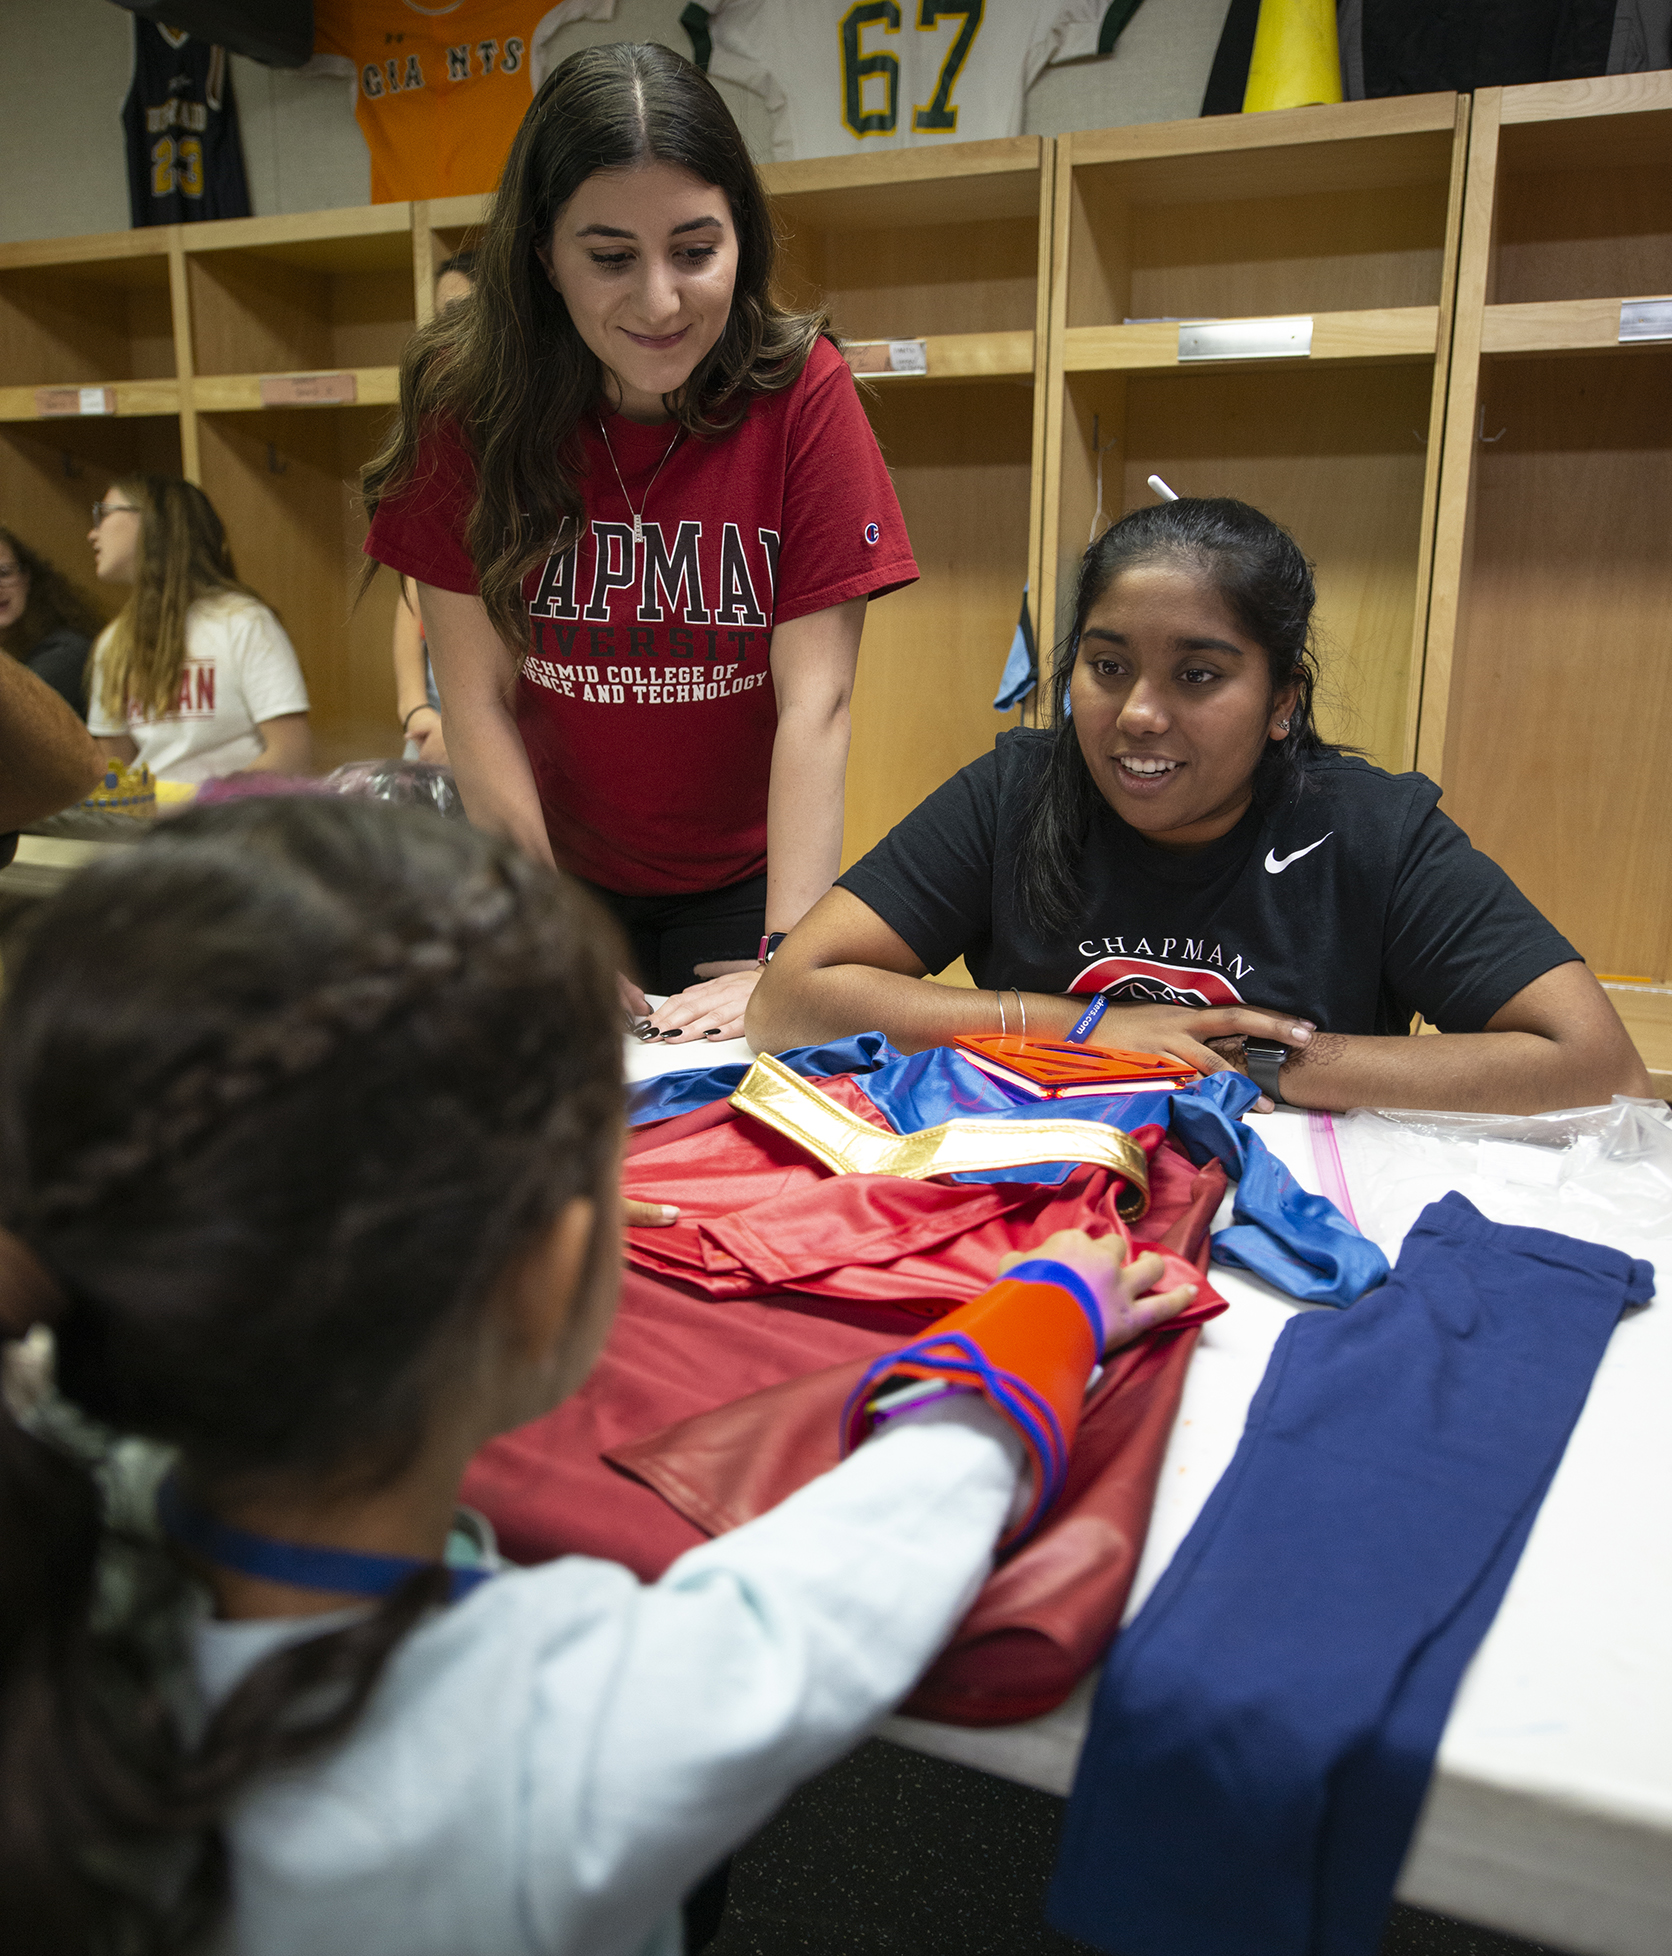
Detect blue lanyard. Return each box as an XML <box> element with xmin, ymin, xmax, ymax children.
<box><xmin>157</xmin><ymin>1472</ymin><xmax>495</xmax><ymax>1605</ymax></box>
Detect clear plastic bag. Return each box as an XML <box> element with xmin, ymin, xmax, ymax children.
<box><xmin>1331</xmin><ymin>1097</ymin><xmax>1672</xmax><ymax>1253</ymax></box>
<box><xmin>322</xmin><ymin>759</ymin><xmax>465</xmax><ymax>819</ymax></box>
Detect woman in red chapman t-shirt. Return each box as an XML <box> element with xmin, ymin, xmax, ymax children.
<box><xmin>364</xmin><ymin>42</ymin><xmax>916</xmax><ymax>1042</ymax></box>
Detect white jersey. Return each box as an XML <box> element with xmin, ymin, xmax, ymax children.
<box><xmin>533</xmin><ymin>1</ymin><xmax>1133</xmax><ymax>161</ymax></box>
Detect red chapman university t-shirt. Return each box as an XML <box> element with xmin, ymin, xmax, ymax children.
<box><xmin>365</xmin><ymin>338</ymin><xmax>917</xmax><ymax>894</ymax></box>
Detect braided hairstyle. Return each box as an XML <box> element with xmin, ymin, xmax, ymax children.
<box><xmin>1019</xmin><ymin>496</ymin><xmax>1336</xmax><ymax>930</ymax></box>
<box><xmin>0</xmin><ymin>797</ymin><xmax>623</xmax><ymax>1952</ymax></box>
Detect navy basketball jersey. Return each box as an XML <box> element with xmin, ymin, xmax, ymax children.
<box><xmin>122</xmin><ymin>20</ymin><xmax>252</xmax><ymax>227</ymax></box>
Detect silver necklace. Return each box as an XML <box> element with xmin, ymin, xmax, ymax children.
<box><xmin>597</xmin><ymin>418</ymin><xmax>683</xmax><ymax>546</ymax></box>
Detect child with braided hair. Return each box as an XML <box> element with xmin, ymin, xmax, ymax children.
<box><xmin>0</xmin><ymin>796</ymin><xmax>1193</xmax><ymax>1956</ymax></box>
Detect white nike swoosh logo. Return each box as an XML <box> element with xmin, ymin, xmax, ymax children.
<box><xmin>1264</xmin><ymin>832</ymin><xmax>1333</xmax><ymax>874</ymax></box>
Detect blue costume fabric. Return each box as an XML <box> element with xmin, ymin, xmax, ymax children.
<box><xmin>629</xmin><ymin>1036</ymin><xmax>1385</xmax><ymax>1306</ymax></box>
<box><xmin>1169</xmin><ymin>1086</ymin><xmax>1390</xmax><ymax>1304</ymax></box>
<box><xmin>1048</xmin><ymin>1193</ymin><xmax>1655</xmax><ymax>1956</ymax></box>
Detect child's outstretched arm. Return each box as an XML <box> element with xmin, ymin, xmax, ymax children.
<box><xmin>529</xmin><ymin>1231</ymin><xmax>1194</xmax><ymax>1952</ymax></box>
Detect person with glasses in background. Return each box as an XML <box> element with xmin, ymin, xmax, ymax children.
<box><xmin>86</xmin><ymin>479</ymin><xmax>312</xmax><ymax>783</ymax></box>
<box><xmin>0</xmin><ymin>525</ymin><xmax>103</xmax><ymax>719</ymax></box>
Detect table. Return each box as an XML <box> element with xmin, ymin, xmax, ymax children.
<box><xmin>627</xmin><ymin>1032</ymin><xmax>1672</xmax><ymax>1956</ymax></box>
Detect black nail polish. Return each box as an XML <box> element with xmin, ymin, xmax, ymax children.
<box><xmin>703</xmin><ymin>1027</ymin><xmax>722</xmax><ymax>1036</ymax></box>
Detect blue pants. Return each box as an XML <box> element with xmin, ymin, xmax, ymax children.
<box><xmin>1049</xmin><ymin>1193</ymin><xmax>1654</xmax><ymax>1956</ymax></box>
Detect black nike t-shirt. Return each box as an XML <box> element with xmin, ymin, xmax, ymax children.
<box><xmin>837</xmin><ymin>732</ymin><xmax>1578</xmax><ymax>1036</ymax></box>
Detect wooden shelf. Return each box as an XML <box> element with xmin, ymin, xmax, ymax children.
<box><xmin>853</xmin><ymin>330</ymin><xmax>1034</xmax><ymax>383</ymax></box>
<box><xmin>191</xmin><ymin>367</ymin><xmax>401</xmax><ymax>412</ymax></box>
<box><xmin>0</xmin><ymin>379</ymin><xmax>181</xmax><ymax>422</ymax></box>
<box><xmin>1063</xmin><ymin>307</ymin><xmax>1440</xmax><ymax>375</ymax></box>
<box><xmin>765</xmin><ymin>137</ymin><xmax>1043</xmax><ymax>231</ymax></box>
<box><xmin>1481</xmin><ymin>296</ymin><xmax>1672</xmax><ymax>356</ymax></box>
<box><xmin>1065</xmin><ymin>92</ymin><xmax>1460</xmax><ymax>181</ymax></box>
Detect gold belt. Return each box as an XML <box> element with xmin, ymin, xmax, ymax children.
<box><xmin>729</xmin><ymin>1053</ymin><xmax>1149</xmax><ymax>1221</ymax></box>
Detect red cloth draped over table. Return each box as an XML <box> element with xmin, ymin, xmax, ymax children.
<box><xmin>460</xmin><ymin>1100</ymin><xmax>1230</xmax><ymax>1725</ymax></box>
<box><xmin>618</xmin><ymin>1076</ymin><xmax>1205</xmax><ymax>1312</ymax></box>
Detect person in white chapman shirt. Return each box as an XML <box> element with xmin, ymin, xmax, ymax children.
<box><xmin>86</xmin><ymin>476</ymin><xmax>311</xmax><ymax>783</ymax></box>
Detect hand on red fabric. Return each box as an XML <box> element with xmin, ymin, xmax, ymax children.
<box><xmin>999</xmin><ymin>1229</ymin><xmax>1197</xmax><ymax>1356</ymax></box>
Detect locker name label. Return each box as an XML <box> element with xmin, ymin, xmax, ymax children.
<box><xmin>35</xmin><ymin>386</ymin><xmax>116</xmax><ymax>417</ymax></box>
<box><xmin>259</xmin><ymin>373</ymin><xmax>359</xmax><ymax>407</ymax></box>
<box><xmin>1178</xmin><ymin>318</ymin><xmax>1313</xmax><ymax>363</ymax></box>
<box><xmin>844</xmin><ymin>340</ymin><xmax>929</xmax><ymax>376</ymax></box>
<box><xmin>1618</xmin><ymin>300</ymin><xmax>1672</xmax><ymax>344</ymax></box>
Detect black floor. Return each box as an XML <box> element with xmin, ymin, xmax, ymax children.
<box><xmin>705</xmin><ymin>1740</ymin><xmax>1561</xmax><ymax>1956</ymax></box>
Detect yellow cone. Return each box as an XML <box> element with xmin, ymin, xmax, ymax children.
<box><xmin>1243</xmin><ymin>0</ymin><xmax>1342</xmax><ymax>112</ymax></box>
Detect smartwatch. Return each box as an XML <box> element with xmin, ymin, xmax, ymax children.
<box><xmin>757</xmin><ymin>931</ymin><xmax>788</xmax><ymax>966</ymax></box>
<box><xmin>1242</xmin><ymin>1037</ymin><xmax>1289</xmax><ymax>1106</ymax></box>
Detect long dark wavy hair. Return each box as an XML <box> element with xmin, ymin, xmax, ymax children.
<box><xmin>0</xmin><ymin>798</ymin><xmax>623</xmax><ymax>1951</ymax></box>
<box><xmin>0</xmin><ymin>527</ymin><xmax>103</xmax><ymax>660</ymax></box>
<box><xmin>361</xmin><ymin>40</ymin><xmax>829</xmax><ymax>655</ymax></box>
<box><xmin>1020</xmin><ymin>497</ymin><xmax>1336</xmax><ymax>930</ymax></box>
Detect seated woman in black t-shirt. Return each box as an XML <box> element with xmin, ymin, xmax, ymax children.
<box><xmin>749</xmin><ymin>498</ymin><xmax>1646</xmax><ymax>1114</ymax></box>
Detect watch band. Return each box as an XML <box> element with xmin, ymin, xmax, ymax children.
<box><xmin>757</xmin><ymin>931</ymin><xmax>788</xmax><ymax>965</ymax></box>
<box><xmin>1242</xmin><ymin>1037</ymin><xmax>1289</xmax><ymax>1106</ymax></box>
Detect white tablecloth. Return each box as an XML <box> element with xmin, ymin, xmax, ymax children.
<box><xmin>624</xmin><ymin>1034</ymin><xmax>1672</xmax><ymax>1955</ymax></box>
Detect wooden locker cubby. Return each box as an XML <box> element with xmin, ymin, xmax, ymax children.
<box><xmin>182</xmin><ymin>206</ymin><xmax>415</xmax><ymax>405</ymax></box>
<box><xmin>1420</xmin><ymin>74</ymin><xmax>1672</xmax><ymax>1075</ymax></box>
<box><xmin>0</xmin><ymin>233</ymin><xmax>178</xmax><ymax>408</ymax></box>
<box><xmin>1038</xmin><ymin>95</ymin><xmax>1470</xmax><ymax>777</ymax></box>
<box><xmin>763</xmin><ymin>138</ymin><xmax>1053</xmax><ymax>867</ymax></box>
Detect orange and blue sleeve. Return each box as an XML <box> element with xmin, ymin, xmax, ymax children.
<box><xmin>840</xmin><ymin>1258</ymin><xmax>1104</xmax><ymax>1544</ymax></box>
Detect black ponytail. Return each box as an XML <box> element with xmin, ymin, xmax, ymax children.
<box><xmin>0</xmin><ymin>797</ymin><xmax>624</xmax><ymax>1950</ymax></box>
<box><xmin>1019</xmin><ymin>496</ymin><xmax>1336</xmax><ymax>931</ymax></box>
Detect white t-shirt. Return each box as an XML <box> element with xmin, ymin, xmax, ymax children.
<box><xmin>533</xmin><ymin>1</ymin><xmax>1127</xmax><ymax>162</ymax></box>
<box><xmin>88</xmin><ymin>592</ymin><xmax>310</xmax><ymax>783</ymax></box>
<box><xmin>191</xmin><ymin>1402</ymin><xmax>1020</xmax><ymax>1956</ymax></box>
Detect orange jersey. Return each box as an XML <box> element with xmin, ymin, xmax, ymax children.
<box><xmin>313</xmin><ymin>2</ymin><xmax>606</xmax><ymax>203</ymax></box>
